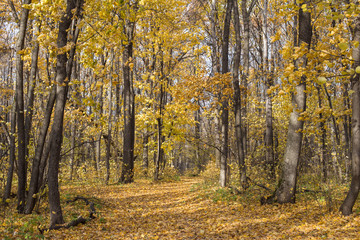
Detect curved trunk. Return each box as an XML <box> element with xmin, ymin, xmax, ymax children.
<box><xmin>48</xmin><ymin>0</ymin><xmax>83</xmax><ymax>227</ymax></box>
<box><xmin>340</xmin><ymin>15</ymin><xmax>360</xmax><ymax>216</ymax></box>
<box><xmin>276</xmin><ymin>5</ymin><xmax>312</xmax><ymax>203</ymax></box>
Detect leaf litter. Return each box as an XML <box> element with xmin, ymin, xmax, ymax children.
<box><xmin>2</xmin><ymin>177</ymin><xmax>360</xmax><ymax>239</ymax></box>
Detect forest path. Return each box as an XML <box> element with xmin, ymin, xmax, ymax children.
<box><xmin>44</xmin><ymin>177</ymin><xmax>360</xmax><ymax>239</ymax></box>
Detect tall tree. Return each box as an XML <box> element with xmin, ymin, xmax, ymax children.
<box><xmin>263</xmin><ymin>0</ymin><xmax>275</xmax><ymax>178</ymax></box>
<box><xmin>120</xmin><ymin>1</ymin><xmax>137</xmax><ymax>183</ymax></box>
<box><xmin>209</xmin><ymin>0</ymin><xmax>222</xmax><ymax>168</ymax></box>
<box><xmin>15</xmin><ymin>0</ymin><xmax>31</xmax><ymax>213</ymax></box>
<box><xmin>340</xmin><ymin>14</ymin><xmax>360</xmax><ymax>216</ymax></box>
<box><xmin>47</xmin><ymin>0</ymin><xmax>83</xmax><ymax>227</ymax></box>
<box><xmin>219</xmin><ymin>0</ymin><xmax>232</xmax><ymax>187</ymax></box>
<box><xmin>241</xmin><ymin>0</ymin><xmax>256</xmax><ymax>157</ymax></box>
<box><xmin>232</xmin><ymin>0</ymin><xmax>247</xmax><ymax>189</ymax></box>
<box><xmin>3</xmin><ymin>99</ymin><xmax>16</xmax><ymax>204</ymax></box>
<box><xmin>275</xmin><ymin>2</ymin><xmax>312</xmax><ymax>203</ymax></box>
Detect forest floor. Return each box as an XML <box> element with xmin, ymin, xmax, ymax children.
<box><xmin>2</xmin><ymin>176</ymin><xmax>360</xmax><ymax>239</ymax></box>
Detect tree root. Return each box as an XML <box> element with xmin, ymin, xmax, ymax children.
<box><xmin>39</xmin><ymin>196</ymin><xmax>96</xmax><ymax>234</ymax></box>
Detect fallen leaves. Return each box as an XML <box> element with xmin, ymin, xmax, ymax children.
<box><xmin>2</xmin><ymin>177</ymin><xmax>360</xmax><ymax>239</ymax></box>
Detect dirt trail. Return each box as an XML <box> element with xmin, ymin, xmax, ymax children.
<box><xmin>45</xmin><ymin>177</ymin><xmax>360</xmax><ymax>239</ymax></box>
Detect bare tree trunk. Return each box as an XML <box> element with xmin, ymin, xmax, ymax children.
<box><xmin>195</xmin><ymin>107</ymin><xmax>202</xmax><ymax>173</ymax></box>
<box><xmin>3</xmin><ymin>100</ymin><xmax>16</xmax><ymax>203</ymax></box>
<box><xmin>154</xmin><ymin>78</ymin><xmax>164</xmax><ymax>181</ymax></box>
<box><xmin>219</xmin><ymin>0</ymin><xmax>232</xmax><ymax>187</ymax></box>
<box><xmin>214</xmin><ymin>109</ymin><xmax>221</xmax><ymax>168</ymax></box>
<box><xmin>154</xmin><ymin>116</ymin><xmax>163</xmax><ymax>180</ymax></box>
<box><xmin>275</xmin><ymin>4</ymin><xmax>311</xmax><ymax>204</ymax></box>
<box><xmin>263</xmin><ymin>0</ymin><xmax>274</xmax><ymax>179</ymax></box>
<box><xmin>25</xmin><ymin>21</ymin><xmax>40</xmax><ymax>167</ymax></box>
<box><xmin>48</xmin><ymin>0</ymin><xmax>82</xmax><ymax>227</ymax></box>
<box><xmin>96</xmin><ymin>85</ymin><xmax>103</xmax><ymax>174</ymax></box>
<box><xmin>317</xmin><ymin>87</ymin><xmax>328</xmax><ymax>182</ymax></box>
<box><xmin>96</xmin><ymin>55</ymin><xmax>106</xmax><ymax>174</ymax></box>
<box><xmin>210</xmin><ymin>0</ymin><xmax>221</xmax><ymax>168</ymax></box>
<box><xmin>340</xmin><ymin>15</ymin><xmax>360</xmax><ymax>216</ymax></box>
<box><xmin>105</xmin><ymin>81</ymin><xmax>112</xmax><ymax>185</ymax></box>
<box><xmin>142</xmin><ymin>132</ymin><xmax>149</xmax><ymax>175</ymax></box>
<box><xmin>25</xmin><ymin>86</ymin><xmax>56</xmax><ymax>214</ymax></box>
<box><xmin>69</xmin><ymin>122</ymin><xmax>76</xmax><ymax>180</ymax></box>
<box><xmin>232</xmin><ymin>0</ymin><xmax>247</xmax><ymax>189</ymax></box>
<box><xmin>343</xmin><ymin>82</ymin><xmax>351</xmax><ymax>178</ymax></box>
<box><xmin>15</xmin><ymin>0</ymin><xmax>31</xmax><ymax>213</ymax></box>
<box><xmin>241</xmin><ymin>0</ymin><xmax>254</xmax><ymax>158</ymax></box>
<box><xmin>120</xmin><ymin>3</ymin><xmax>137</xmax><ymax>183</ymax></box>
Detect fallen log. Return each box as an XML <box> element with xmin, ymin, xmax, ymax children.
<box><xmin>39</xmin><ymin>196</ymin><xmax>96</xmax><ymax>234</ymax></box>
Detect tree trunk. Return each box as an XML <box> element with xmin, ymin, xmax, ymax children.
<box><xmin>69</xmin><ymin>122</ymin><xmax>76</xmax><ymax>180</ymax></box>
<box><xmin>3</xmin><ymin>100</ymin><xmax>16</xmax><ymax>203</ymax></box>
<box><xmin>25</xmin><ymin>86</ymin><xmax>56</xmax><ymax>213</ymax></box>
<box><xmin>263</xmin><ymin>0</ymin><xmax>275</xmax><ymax>179</ymax></box>
<box><xmin>275</xmin><ymin>5</ymin><xmax>312</xmax><ymax>204</ymax></box>
<box><xmin>120</xmin><ymin>7</ymin><xmax>136</xmax><ymax>183</ymax></box>
<box><xmin>15</xmin><ymin>0</ymin><xmax>31</xmax><ymax>213</ymax></box>
<box><xmin>154</xmin><ymin>71</ymin><xmax>165</xmax><ymax>180</ymax></box>
<box><xmin>25</xmin><ymin>20</ymin><xmax>40</xmax><ymax>170</ymax></box>
<box><xmin>154</xmin><ymin>116</ymin><xmax>163</xmax><ymax>181</ymax></box>
<box><xmin>241</xmin><ymin>0</ymin><xmax>252</xmax><ymax>158</ymax></box>
<box><xmin>340</xmin><ymin>15</ymin><xmax>360</xmax><ymax>216</ymax></box>
<box><xmin>343</xmin><ymin>82</ymin><xmax>351</xmax><ymax>178</ymax></box>
<box><xmin>142</xmin><ymin>132</ymin><xmax>149</xmax><ymax>175</ymax></box>
<box><xmin>232</xmin><ymin>0</ymin><xmax>247</xmax><ymax>189</ymax></box>
<box><xmin>48</xmin><ymin>0</ymin><xmax>82</xmax><ymax>227</ymax></box>
<box><xmin>210</xmin><ymin>0</ymin><xmax>221</xmax><ymax>168</ymax></box>
<box><xmin>195</xmin><ymin>107</ymin><xmax>202</xmax><ymax>173</ymax></box>
<box><xmin>105</xmin><ymin>81</ymin><xmax>112</xmax><ymax>185</ymax></box>
<box><xmin>219</xmin><ymin>0</ymin><xmax>232</xmax><ymax>188</ymax></box>
<box><xmin>317</xmin><ymin>87</ymin><xmax>328</xmax><ymax>183</ymax></box>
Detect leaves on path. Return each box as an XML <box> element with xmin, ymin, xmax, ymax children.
<box><xmin>2</xmin><ymin>177</ymin><xmax>360</xmax><ymax>239</ymax></box>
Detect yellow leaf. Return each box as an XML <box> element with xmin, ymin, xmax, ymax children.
<box><xmin>339</xmin><ymin>42</ymin><xmax>349</xmax><ymax>51</ymax></box>
<box><xmin>355</xmin><ymin>66</ymin><xmax>360</xmax><ymax>74</ymax></box>
<box><xmin>316</xmin><ymin>77</ymin><xmax>327</xmax><ymax>85</ymax></box>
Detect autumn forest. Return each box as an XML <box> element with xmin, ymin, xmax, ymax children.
<box><xmin>1</xmin><ymin>0</ymin><xmax>360</xmax><ymax>238</ymax></box>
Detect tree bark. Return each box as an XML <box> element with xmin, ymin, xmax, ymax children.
<box><xmin>15</xmin><ymin>0</ymin><xmax>31</xmax><ymax>213</ymax></box>
<box><xmin>142</xmin><ymin>132</ymin><xmax>149</xmax><ymax>175</ymax></box>
<box><xmin>105</xmin><ymin>80</ymin><xmax>112</xmax><ymax>184</ymax></box>
<box><xmin>120</xmin><ymin>4</ymin><xmax>137</xmax><ymax>183</ymax></box>
<box><xmin>275</xmin><ymin>5</ymin><xmax>312</xmax><ymax>203</ymax></box>
<box><xmin>240</xmin><ymin>0</ymin><xmax>255</xmax><ymax>158</ymax></box>
<box><xmin>219</xmin><ymin>0</ymin><xmax>232</xmax><ymax>188</ymax></box>
<box><xmin>340</xmin><ymin>15</ymin><xmax>360</xmax><ymax>216</ymax></box>
<box><xmin>69</xmin><ymin>122</ymin><xmax>76</xmax><ymax>180</ymax></box>
<box><xmin>3</xmin><ymin>100</ymin><xmax>16</xmax><ymax>203</ymax></box>
<box><xmin>25</xmin><ymin>86</ymin><xmax>56</xmax><ymax>214</ymax></box>
<box><xmin>317</xmin><ymin>87</ymin><xmax>328</xmax><ymax>183</ymax></box>
<box><xmin>47</xmin><ymin>0</ymin><xmax>83</xmax><ymax>227</ymax></box>
<box><xmin>209</xmin><ymin>0</ymin><xmax>221</xmax><ymax>168</ymax></box>
<box><xmin>232</xmin><ymin>0</ymin><xmax>247</xmax><ymax>189</ymax></box>
<box><xmin>25</xmin><ymin>20</ymin><xmax>40</xmax><ymax>171</ymax></box>
<box><xmin>263</xmin><ymin>0</ymin><xmax>275</xmax><ymax>179</ymax></box>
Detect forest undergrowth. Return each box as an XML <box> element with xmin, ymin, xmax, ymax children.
<box><xmin>1</xmin><ymin>171</ymin><xmax>360</xmax><ymax>239</ymax></box>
